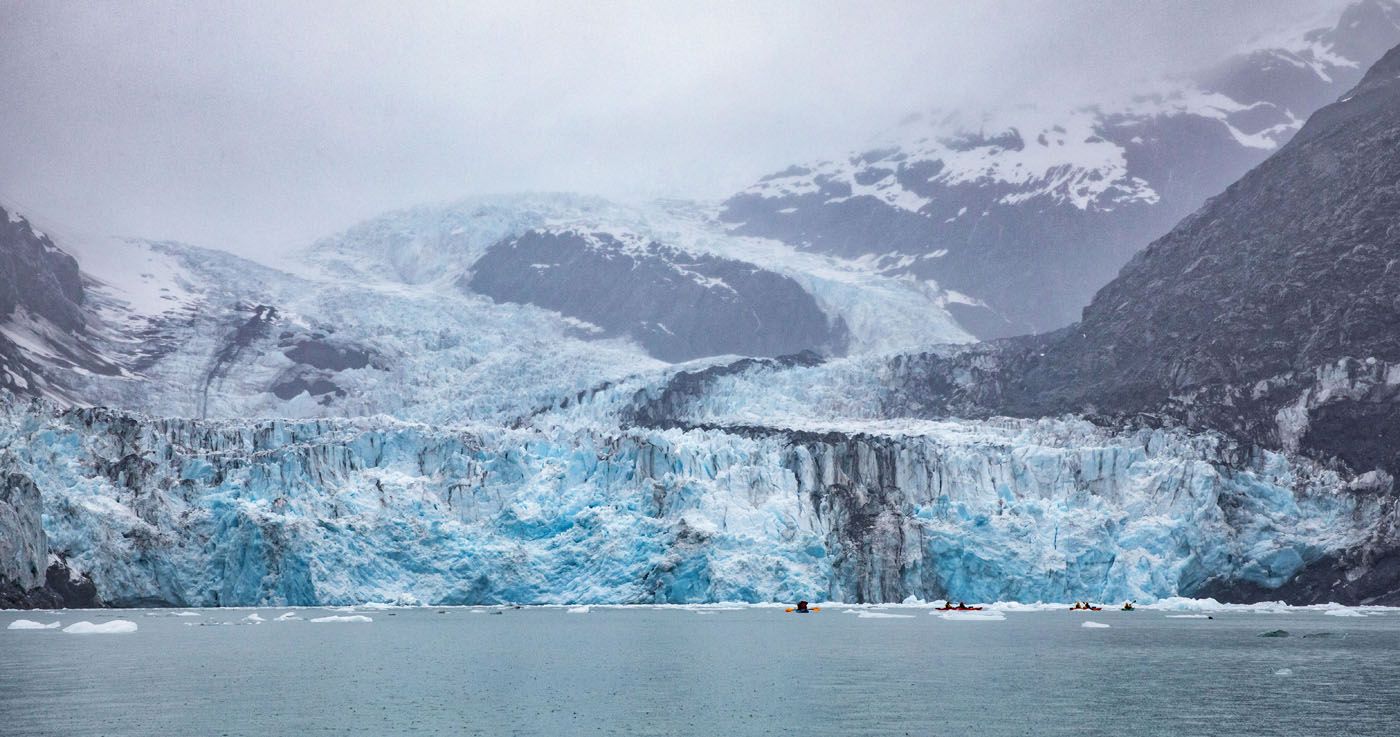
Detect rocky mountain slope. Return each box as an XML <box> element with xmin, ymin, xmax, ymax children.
<box><xmin>0</xmin><ymin>207</ymin><xmax>121</xmax><ymax>402</ymax></box>
<box><xmin>468</xmin><ymin>229</ymin><xmax>847</xmax><ymax>361</ymax></box>
<box><xmin>2</xmin><ymin>17</ymin><xmax>1399</xmax><ymax>609</ymax></box>
<box><xmin>721</xmin><ymin>0</ymin><xmax>1400</xmax><ymax>338</ymax></box>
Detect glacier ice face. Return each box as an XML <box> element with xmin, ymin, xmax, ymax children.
<box><xmin>55</xmin><ymin>195</ymin><xmax>970</xmax><ymax>426</ymax></box>
<box><xmin>0</xmin><ymin>397</ymin><xmax>1377</xmax><ymax>607</ymax></box>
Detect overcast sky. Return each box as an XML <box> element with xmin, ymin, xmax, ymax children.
<box><xmin>0</xmin><ymin>0</ymin><xmax>1346</xmax><ymax>259</ymax></box>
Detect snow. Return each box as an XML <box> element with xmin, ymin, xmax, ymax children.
<box><xmin>309</xmin><ymin>615</ymin><xmax>373</xmax><ymax>623</ymax></box>
<box><xmin>63</xmin><ymin>620</ymin><xmax>138</xmax><ymax>634</ymax></box>
<box><xmin>1081</xmin><ymin>621</ymin><xmax>1111</xmax><ymax>629</ymax></box>
<box><xmin>7</xmin><ymin>619</ymin><xmax>61</xmax><ymax>630</ymax></box>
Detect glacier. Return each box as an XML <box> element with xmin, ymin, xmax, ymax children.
<box><xmin>0</xmin><ymin>387</ymin><xmax>1376</xmax><ymax>607</ymax></box>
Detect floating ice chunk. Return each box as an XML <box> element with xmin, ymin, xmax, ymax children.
<box><xmin>1081</xmin><ymin>621</ymin><xmax>1110</xmax><ymax>629</ymax></box>
<box><xmin>63</xmin><ymin>620</ymin><xmax>138</xmax><ymax>634</ymax></box>
<box><xmin>172</xmin><ymin>611</ymin><xmax>201</xmax><ymax>617</ymax></box>
<box><xmin>7</xmin><ymin>619</ymin><xmax>61</xmax><ymax>630</ymax></box>
<box><xmin>566</xmin><ymin>606</ymin><xmax>591</xmax><ymax>614</ymax></box>
<box><xmin>1323</xmin><ymin>609</ymin><xmax>1365</xmax><ymax>617</ymax></box>
<box><xmin>1274</xmin><ymin>668</ymin><xmax>1293</xmax><ymax>676</ymax></box>
<box><xmin>857</xmin><ymin>611</ymin><xmax>914</xmax><ymax>619</ymax></box>
<box><xmin>309</xmin><ymin>615</ymin><xmax>373</xmax><ymax>623</ymax></box>
<box><xmin>358</xmin><ymin>602</ymin><xmax>397</xmax><ymax>610</ymax></box>
<box><xmin>243</xmin><ymin>613</ymin><xmax>265</xmax><ymax>623</ymax></box>
<box><xmin>1166</xmin><ymin>614</ymin><xmax>1210</xmax><ymax>619</ymax></box>
<box><xmin>940</xmin><ymin>611</ymin><xmax>1006</xmax><ymax>621</ymax></box>
<box><xmin>275</xmin><ymin>612</ymin><xmax>301</xmax><ymax>621</ymax></box>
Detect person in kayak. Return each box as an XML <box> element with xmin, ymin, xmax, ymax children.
<box><xmin>795</xmin><ymin>600</ymin><xmax>809</xmax><ymax>613</ymax></box>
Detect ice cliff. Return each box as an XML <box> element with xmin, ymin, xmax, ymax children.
<box><xmin>0</xmin><ymin>398</ymin><xmax>1380</xmax><ymax>606</ymax></box>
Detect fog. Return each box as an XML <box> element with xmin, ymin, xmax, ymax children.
<box><xmin>0</xmin><ymin>0</ymin><xmax>1344</xmax><ymax>259</ymax></box>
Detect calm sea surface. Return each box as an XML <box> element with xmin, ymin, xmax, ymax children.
<box><xmin>2</xmin><ymin>606</ymin><xmax>1398</xmax><ymax>736</ymax></box>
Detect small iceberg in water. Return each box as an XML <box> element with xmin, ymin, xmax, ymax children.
<box><xmin>566</xmin><ymin>606</ymin><xmax>591</xmax><ymax>614</ymax></box>
<box><xmin>63</xmin><ymin>620</ymin><xmax>138</xmax><ymax>634</ymax></box>
<box><xmin>8</xmin><ymin>619</ymin><xmax>61</xmax><ymax>630</ymax></box>
<box><xmin>1081</xmin><ymin>621</ymin><xmax>1110</xmax><ymax>629</ymax></box>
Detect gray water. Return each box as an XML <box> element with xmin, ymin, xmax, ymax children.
<box><xmin>2</xmin><ymin>607</ymin><xmax>1398</xmax><ymax>737</ymax></box>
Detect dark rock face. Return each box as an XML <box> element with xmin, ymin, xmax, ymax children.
<box><xmin>719</xmin><ymin>3</ymin><xmax>1400</xmax><ymax>338</ymax></box>
<box><xmin>468</xmin><ymin>230</ymin><xmax>847</xmax><ymax>362</ymax></box>
<box><xmin>0</xmin><ymin>207</ymin><xmax>85</xmax><ymax>333</ymax></box>
<box><xmin>0</xmin><ymin>559</ymin><xmax>103</xmax><ymax>610</ymax></box>
<box><xmin>0</xmin><ymin>206</ymin><xmax>94</xmax><ymax>398</ymax></box>
<box><xmin>1018</xmin><ymin>45</ymin><xmax>1400</xmax><ymax>446</ymax></box>
<box><xmin>266</xmin><ymin>332</ymin><xmax>377</xmax><ymax>402</ymax></box>
<box><xmin>869</xmin><ymin>45</ymin><xmax>1400</xmax><ymax>604</ymax></box>
<box><xmin>284</xmin><ymin>339</ymin><xmax>370</xmax><ymax>371</ymax></box>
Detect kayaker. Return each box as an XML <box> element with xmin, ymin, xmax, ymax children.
<box><xmin>796</xmin><ymin>600</ymin><xmax>809</xmax><ymax>613</ymax></box>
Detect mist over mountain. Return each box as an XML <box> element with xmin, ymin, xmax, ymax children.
<box><xmin>721</xmin><ymin>0</ymin><xmax>1400</xmax><ymax>338</ymax></box>
<box><xmin>2</xmin><ymin>3</ymin><xmax>1399</xmax><ymax>610</ymax></box>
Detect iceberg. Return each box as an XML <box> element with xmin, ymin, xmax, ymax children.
<box><xmin>1081</xmin><ymin>621</ymin><xmax>1111</xmax><ymax>629</ymax></box>
<box><xmin>63</xmin><ymin>620</ymin><xmax>137</xmax><ymax>634</ymax></box>
<box><xmin>309</xmin><ymin>615</ymin><xmax>372</xmax><ymax>623</ymax></box>
<box><xmin>7</xmin><ymin>619</ymin><xmax>61</xmax><ymax>630</ymax></box>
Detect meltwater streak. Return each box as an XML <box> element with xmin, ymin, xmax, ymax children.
<box><xmin>2</xmin><ymin>608</ymin><xmax>1398</xmax><ymax>737</ymax></box>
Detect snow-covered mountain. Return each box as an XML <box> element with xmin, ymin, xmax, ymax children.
<box><xmin>3</xmin><ymin>16</ymin><xmax>1399</xmax><ymax>609</ymax></box>
<box><xmin>720</xmin><ymin>0</ymin><xmax>1400</xmax><ymax>338</ymax></box>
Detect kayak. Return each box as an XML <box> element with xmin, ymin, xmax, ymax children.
<box><xmin>1071</xmin><ymin>607</ymin><xmax>1104</xmax><ymax>612</ymax></box>
<box><xmin>936</xmin><ymin>606</ymin><xmax>984</xmax><ymax>611</ymax></box>
<box><xmin>784</xmin><ymin>607</ymin><xmax>821</xmax><ymax>613</ymax></box>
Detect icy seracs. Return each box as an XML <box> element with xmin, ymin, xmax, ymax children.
<box><xmin>0</xmin><ymin>393</ymin><xmax>1372</xmax><ymax>607</ymax></box>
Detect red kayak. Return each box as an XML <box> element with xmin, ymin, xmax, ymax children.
<box><xmin>936</xmin><ymin>605</ymin><xmax>984</xmax><ymax>611</ymax></box>
<box><xmin>1070</xmin><ymin>606</ymin><xmax>1104</xmax><ymax>612</ymax></box>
